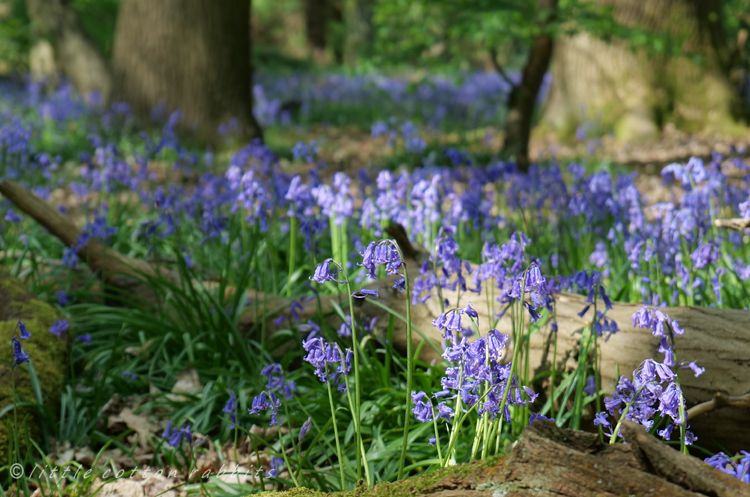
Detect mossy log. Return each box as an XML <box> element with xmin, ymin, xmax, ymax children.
<box><xmin>267</xmin><ymin>420</ymin><xmax>748</xmax><ymax>497</ymax></box>
<box><xmin>0</xmin><ymin>267</ymin><xmax>70</xmax><ymax>466</ymax></box>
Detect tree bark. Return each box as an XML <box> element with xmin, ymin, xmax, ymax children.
<box><xmin>112</xmin><ymin>0</ymin><xmax>262</xmax><ymax>145</ymax></box>
<box><xmin>501</xmin><ymin>0</ymin><xmax>558</xmax><ymax>171</ymax></box>
<box><xmin>24</xmin><ymin>0</ymin><xmax>112</xmax><ymax>100</ymax></box>
<box><xmin>541</xmin><ymin>0</ymin><xmax>744</xmax><ymax>142</ymax></box>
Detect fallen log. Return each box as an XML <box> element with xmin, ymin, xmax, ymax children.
<box><xmin>239</xmin><ymin>249</ymin><xmax>750</xmax><ymax>452</ymax></box>
<box><xmin>4</xmin><ymin>179</ymin><xmax>749</xmax><ymax>451</ymax></box>
<box><xmin>0</xmin><ymin>179</ymin><xmax>180</xmax><ymax>305</ymax></box>
<box><xmin>267</xmin><ymin>420</ymin><xmax>748</xmax><ymax>497</ymax></box>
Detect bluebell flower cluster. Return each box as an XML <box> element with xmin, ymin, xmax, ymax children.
<box><xmin>162</xmin><ymin>421</ymin><xmax>192</xmax><ymax>448</ymax></box>
<box><xmin>596</xmin><ymin>308</ymin><xmax>703</xmax><ymax>443</ymax></box>
<box><xmin>704</xmin><ymin>451</ymin><xmax>749</xmax><ymax>483</ymax></box>
<box><xmin>261</xmin><ymin>363</ymin><xmax>297</xmax><ymax>400</ymax></box>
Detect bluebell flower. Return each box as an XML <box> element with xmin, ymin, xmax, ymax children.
<box><xmin>162</xmin><ymin>421</ymin><xmax>192</xmax><ymax>448</ymax></box>
<box><xmin>249</xmin><ymin>391</ymin><xmax>282</xmax><ymax>426</ymax></box>
<box><xmin>267</xmin><ymin>455</ymin><xmax>284</xmax><ymax>477</ymax></box>
<box><xmin>4</xmin><ymin>209</ymin><xmax>22</xmax><ymax>223</ymax></box>
<box><xmin>299</xmin><ymin>417</ymin><xmax>313</xmax><ymax>442</ymax></box>
<box><xmin>76</xmin><ymin>334</ymin><xmax>91</xmax><ymax>345</ymax></box>
<box><xmin>49</xmin><ymin>320</ymin><xmax>69</xmax><ymax>337</ymax></box>
<box><xmin>352</xmin><ymin>288</ymin><xmax>378</xmax><ymax>299</ymax></box>
<box><xmin>18</xmin><ymin>321</ymin><xmax>32</xmax><ymax>340</ymax></box>
<box><xmin>11</xmin><ymin>338</ymin><xmax>29</xmax><ymax>366</ymax></box>
<box><xmin>223</xmin><ymin>389</ymin><xmax>237</xmax><ymax>427</ymax></box>
<box><xmin>57</xmin><ymin>291</ymin><xmax>74</xmax><ymax>306</ymax></box>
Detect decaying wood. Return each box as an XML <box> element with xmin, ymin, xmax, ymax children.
<box><xmin>714</xmin><ymin>218</ymin><xmax>750</xmax><ymax>231</ymax></box>
<box><xmin>3</xmin><ymin>180</ymin><xmax>749</xmax><ymax>451</ymax></box>
<box><xmin>274</xmin><ymin>420</ymin><xmax>747</xmax><ymax>496</ymax></box>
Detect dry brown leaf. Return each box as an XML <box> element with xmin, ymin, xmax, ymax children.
<box><xmin>109</xmin><ymin>407</ymin><xmax>161</xmax><ymax>451</ymax></box>
<box><xmin>166</xmin><ymin>367</ymin><xmax>203</xmax><ymax>402</ymax></box>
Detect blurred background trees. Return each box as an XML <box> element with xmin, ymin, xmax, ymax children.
<box><xmin>0</xmin><ymin>0</ymin><xmax>747</xmax><ymax>160</ymax></box>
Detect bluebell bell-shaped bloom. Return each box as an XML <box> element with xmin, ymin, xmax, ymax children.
<box><xmin>223</xmin><ymin>389</ymin><xmax>237</xmax><ymax>427</ymax></box>
<box><xmin>17</xmin><ymin>321</ymin><xmax>32</xmax><ymax>340</ymax></box>
<box><xmin>49</xmin><ymin>320</ymin><xmax>69</xmax><ymax>337</ymax></box>
<box><xmin>299</xmin><ymin>417</ymin><xmax>313</xmax><ymax>442</ymax></box>
<box><xmin>11</xmin><ymin>338</ymin><xmax>29</xmax><ymax>366</ymax></box>
<box><xmin>352</xmin><ymin>288</ymin><xmax>378</xmax><ymax>299</ymax></box>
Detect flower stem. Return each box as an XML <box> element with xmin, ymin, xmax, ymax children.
<box><xmin>344</xmin><ymin>280</ymin><xmax>364</xmax><ymax>483</ymax></box>
<box><xmin>397</xmin><ymin>263</ymin><xmax>414</xmax><ymax>480</ymax></box>
<box><xmin>287</xmin><ymin>214</ymin><xmax>298</xmax><ymax>297</ymax></box>
<box><xmin>326</xmin><ymin>378</ymin><xmax>346</xmax><ymax>490</ymax></box>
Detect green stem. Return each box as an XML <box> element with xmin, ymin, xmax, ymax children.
<box><xmin>326</xmin><ymin>378</ymin><xmax>346</xmax><ymax>490</ymax></box>
<box><xmin>343</xmin><ymin>279</ymin><xmax>364</xmax><ymax>483</ymax></box>
<box><xmin>397</xmin><ymin>262</ymin><xmax>414</xmax><ymax>480</ymax></box>
<box><xmin>287</xmin><ymin>214</ymin><xmax>298</xmax><ymax>297</ymax></box>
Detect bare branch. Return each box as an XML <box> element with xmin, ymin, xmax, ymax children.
<box><xmin>488</xmin><ymin>47</ymin><xmax>517</xmax><ymax>90</ymax></box>
<box><xmin>687</xmin><ymin>392</ymin><xmax>750</xmax><ymax>421</ymax></box>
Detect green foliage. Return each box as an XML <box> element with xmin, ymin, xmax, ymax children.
<box><xmin>0</xmin><ymin>0</ymin><xmax>31</xmax><ymax>72</ymax></box>
<box><xmin>71</xmin><ymin>0</ymin><xmax>120</xmax><ymax>60</ymax></box>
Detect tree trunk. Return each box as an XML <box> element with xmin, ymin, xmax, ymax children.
<box><xmin>24</xmin><ymin>0</ymin><xmax>112</xmax><ymax>100</ymax></box>
<box><xmin>305</xmin><ymin>0</ymin><xmax>329</xmax><ymax>50</ymax></box>
<box><xmin>501</xmin><ymin>0</ymin><xmax>558</xmax><ymax>171</ymax></box>
<box><xmin>112</xmin><ymin>0</ymin><xmax>262</xmax><ymax>145</ymax></box>
<box><xmin>541</xmin><ymin>0</ymin><xmax>744</xmax><ymax>142</ymax></box>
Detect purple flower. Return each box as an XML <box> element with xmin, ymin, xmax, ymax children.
<box><xmin>162</xmin><ymin>421</ymin><xmax>192</xmax><ymax>448</ymax></box>
<box><xmin>223</xmin><ymin>389</ymin><xmax>237</xmax><ymax>427</ymax></box>
<box><xmin>11</xmin><ymin>338</ymin><xmax>29</xmax><ymax>366</ymax></box>
<box><xmin>352</xmin><ymin>288</ymin><xmax>378</xmax><ymax>299</ymax></box>
<box><xmin>76</xmin><ymin>334</ymin><xmax>91</xmax><ymax>345</ymax></box>
<box><xmin>528</xmin><ymin>412</ymin><xmax>555</xmax><ymax>426</ymax></box>
<box><xmin>593</xmin><ymin>412</ymin><xmax>611</xmax><ymax>428</ymax></box>
<box><xmin>57</xmin><ymin>291</ymin><xmax>74</xmax><ymax>306</ymax></box>
<box><xmin>17</xmin><ymin>321</ymin><xmax>32</xmax><ymax>340</ymax></box>
<box><xmin>310</xmin><ymin>258</ymin><xmax>346</xmax><ymax>284</ymax></box>
<box><xmin>249</xmin><ymin>391</ymin><xmax>282</xmax><ymax>426</ymax></box>
<box><xmin>299</xmin><ymin>417</ymin><xmax>313</xmax><ymax>442</ymax></box>
<box><xmin>412</xmin><ymin>391</ymin><xmax>434</xmax><ymax>423</ymax></box>
<box><xmin>261</xmin><ymin>363</ymin><xmax>296</xmax><ymax>399</ymax></box>
<box><xmin>359</xmin><ymin>240</ymin><xmax>403</xmax><ymax>279</ymax></box>
<box><xmin>49</xmin><ymin>320</ymin><xmax>69</xmax><ymax>337</ymax></box>
<box><xmin>4</xmin><ymin>209</ymin><xmax>22</xmax><ymax>223</ymax></box>
<box><xmin>267</xmin><ymin>455</ymin><xmax>284</xmax><ymax>477</ymax></box>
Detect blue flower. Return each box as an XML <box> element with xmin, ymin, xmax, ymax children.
<box><xmin>11</xmin><ymin>338</ymin><xmax>29</xmax><ymax>367</ymax></box>
<box><xmin>352</xmin><ymin>288</ymin><xmax>378</xmax><ymax>299</ymax></box>
<box><xmin>18</xmin><ymin>321</ymin><xmax>32</xmax><ymax>340</ymax></box>
<box><xmin>223</xmin><ymin>389</ymin><xmax>237</xmax><ymax>427</ymax></box>
<box><xmin>266</xmin><ymin>455</ymin><xmax>284</xmax><ymax>477</ymax></box>
<box><xmin>49</xmin><ymin>320</ymin><xmax>69</xmax><ymax>337</ymax></box>
<box><xmin>4</xmin><ymin>209</ymin><xmax>22</xmax><ymax>223</ymax></box>
<box><xmin>299</xmin><ymin>417</ymin><xmax>313</xmax><ymax>442</ymax></box>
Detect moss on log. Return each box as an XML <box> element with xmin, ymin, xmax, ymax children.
<box><xmin>0</xmin><ymin>268</ymin><xmax>70</xmax><ymax>466</ymax></box>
